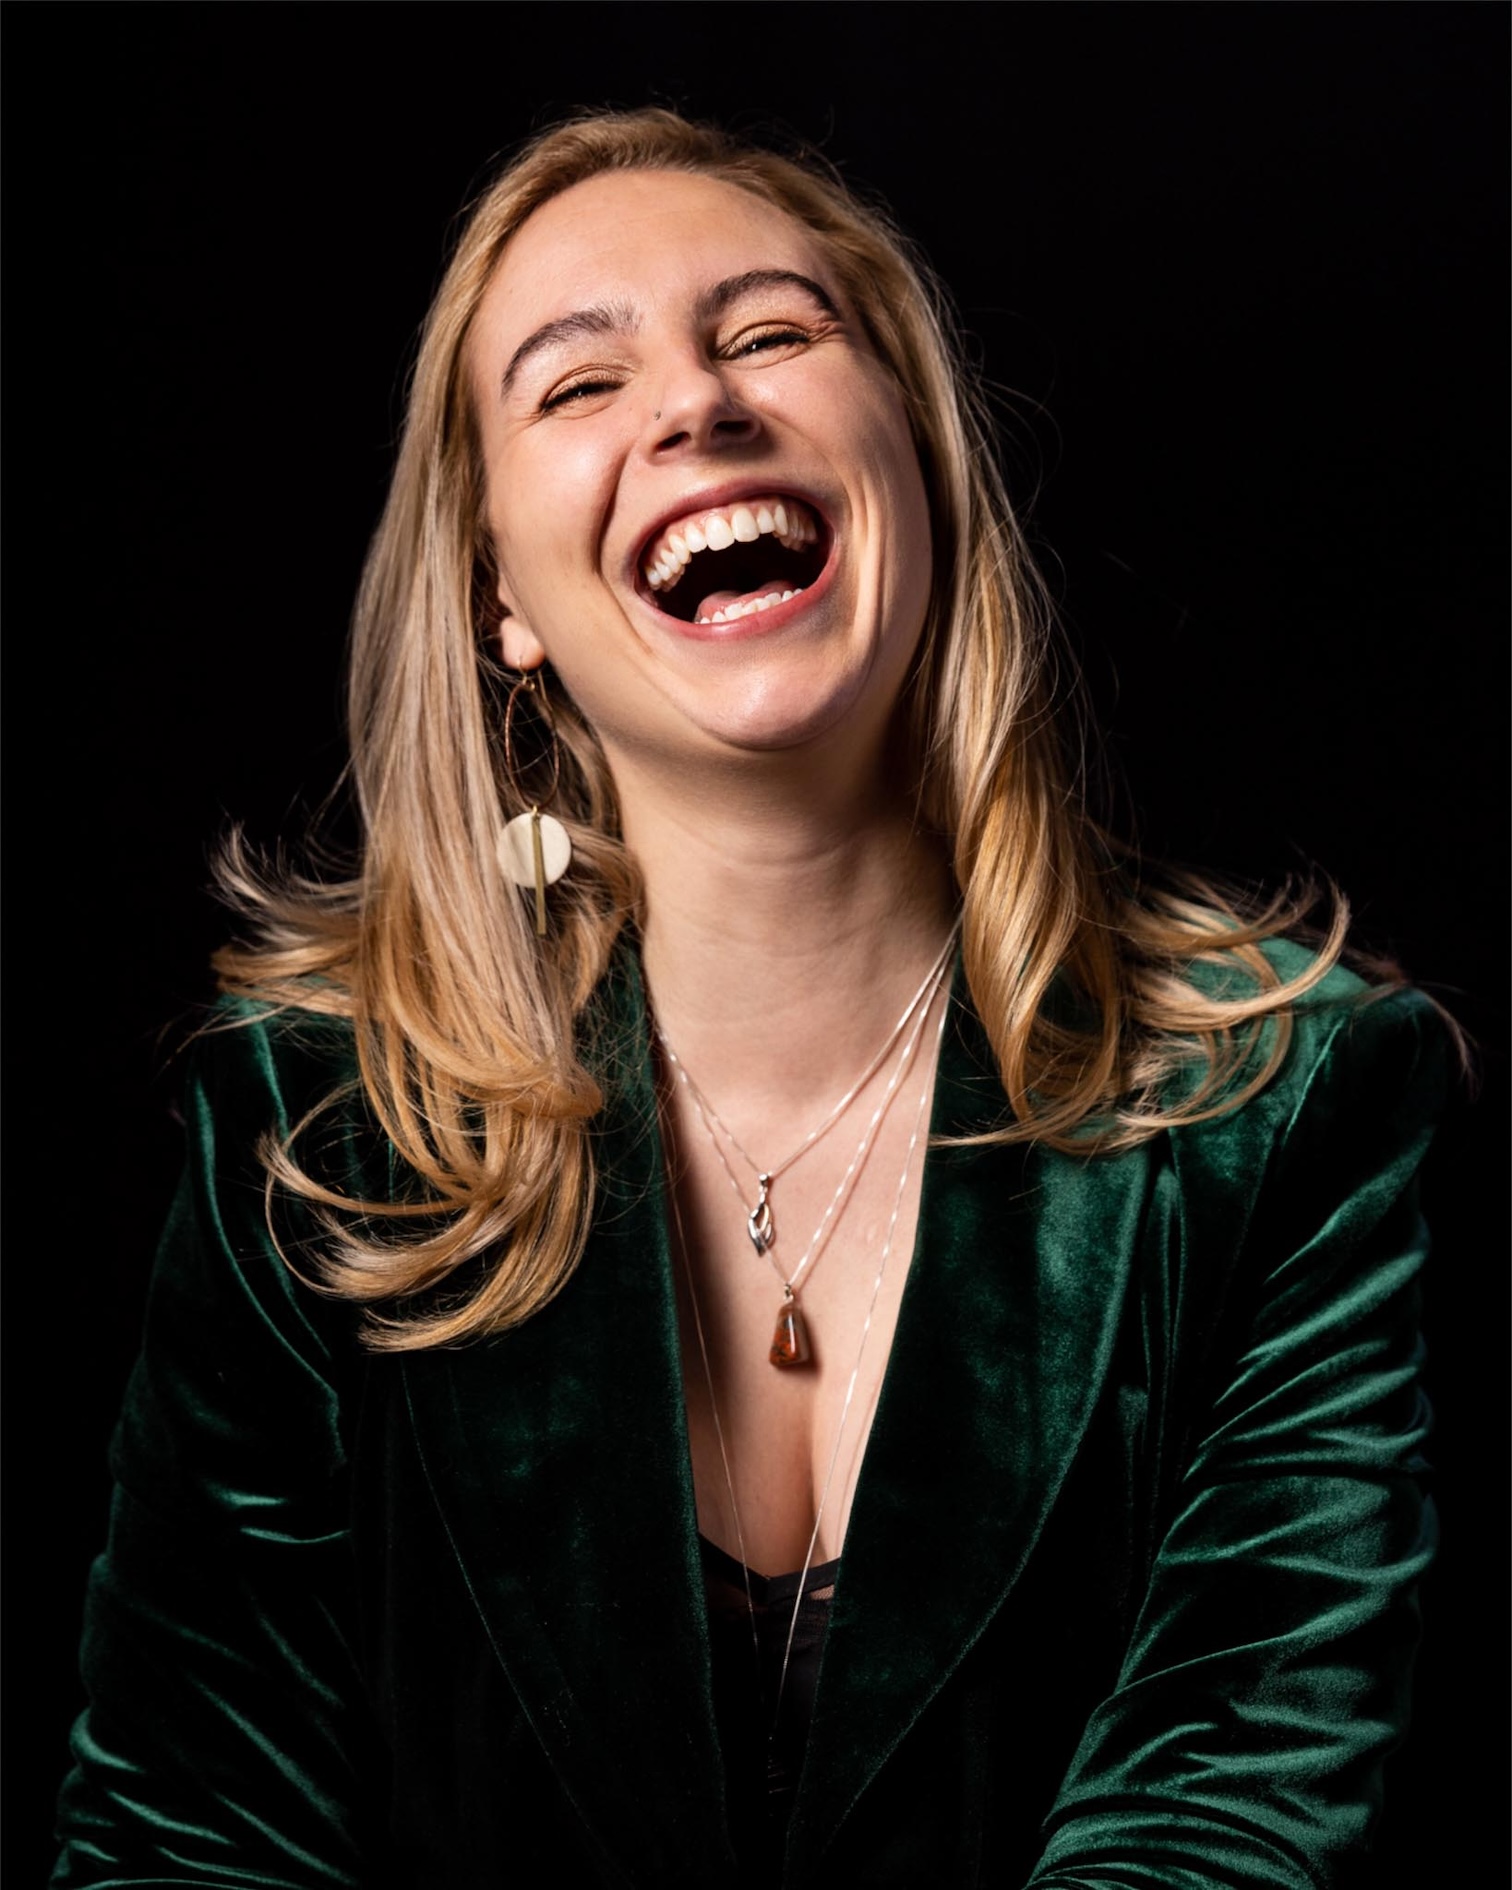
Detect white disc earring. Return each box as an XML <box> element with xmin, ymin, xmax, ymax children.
<box><xmin>497</xmin><ymin>669</ymin><xmax>573</xmax><ymax>936</ymax></box>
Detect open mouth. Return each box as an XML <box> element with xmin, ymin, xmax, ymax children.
<box><xmin>640</xmin><ymin>495</ymin><xmax>829</xmax><ymax>626</ymax></box>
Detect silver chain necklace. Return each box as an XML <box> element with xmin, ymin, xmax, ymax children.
<box><xmin>666</xmin><ymin>974</ymin><xmax>951</xmax><ymax>1752</ymax></box>
<box><xmin>656</xmin><ymin>928</ymin><xmax>957</xmax><ymax>1367</ymax></box>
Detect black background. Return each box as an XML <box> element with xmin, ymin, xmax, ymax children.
<box><xmin>12</xmin><ymin>3</ymin><xmax>1506</xmax><ymax>1879</ymax></box>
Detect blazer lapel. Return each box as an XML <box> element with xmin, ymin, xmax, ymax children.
<box><xmin>398</xmin><ymin>948</ymin><xmax>1149</xmax><ymax>1882</ymax></box>
<box><xmin>400</xmin><ymin>951</ymin><xmax>736</xmax><ymax>1885</ymax></box>
<box><xmin>786</xmin><ymin>979</ymin><xmax>1149</xmax><ymax>1877</ymax></box>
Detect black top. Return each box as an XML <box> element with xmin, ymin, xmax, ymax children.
<box><xmin>700</xmin><ymin>1534</ymin><xmax>839</xmax><ymax>1882</ymax></box>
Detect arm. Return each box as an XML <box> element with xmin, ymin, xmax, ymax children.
<box><xmin>53</xmin><ymin>1009</ymin><xmax>383</xmax><ymax>1888</ymax></box>
<box><xmin>1027</xmin><ymin>986</ymin><xmax>1450</xmax><ymax>1890</ymax></box>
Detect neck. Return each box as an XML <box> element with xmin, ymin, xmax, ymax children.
<box><xmin>613</xmin><ymin>744</ymin><xmax>957</xmax><ymax>1125</ymax></box>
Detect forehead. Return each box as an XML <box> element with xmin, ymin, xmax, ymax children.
<box><xmin>476</xmin><ymin>169</ymin><xmax>835</xmax><ymax>346</ymax></box>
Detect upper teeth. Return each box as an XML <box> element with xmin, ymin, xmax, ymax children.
<box><xmin>643</xmin><ymin>495</ymin><xmax>818</xmax><ymax>592</ymax></box>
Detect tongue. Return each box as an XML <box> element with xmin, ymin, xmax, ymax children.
<box><xmin>694</xmin><ymin>583</ymin><xmax>783</xmax><ymax>622</ymax></box>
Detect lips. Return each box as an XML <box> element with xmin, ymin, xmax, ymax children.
<box><xmin>637</xmin><ymin>492</ymin><xmax>830</xmax><ymax>626</ymax></box>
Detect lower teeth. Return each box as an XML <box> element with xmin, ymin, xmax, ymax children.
<box><xmin>696</xmin><ymin>588</ymin><xmax>800</xmax><ymax>626</ymax></box>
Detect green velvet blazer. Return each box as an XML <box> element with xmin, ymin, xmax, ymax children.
<box><xmin>54</xmin><ymin>943</ymin><xmax>1448</xmax><ymax>1889</ymax></box>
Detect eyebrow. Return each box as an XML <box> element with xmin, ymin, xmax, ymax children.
<box><xmin>500</xmin><ymin>298</ymin><xmax>641</xmax><ymax>400</ymax></box>
<box><xmin>695</xmin><ymin>269</ymin><xmax>841</xmax><ymax>324</ymax></box>
<box><xmin>498</xmin><ymin>270</ymin><xmax>842</xmax><ymax>400</ymax></box>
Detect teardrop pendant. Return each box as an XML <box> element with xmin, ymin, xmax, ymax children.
<box><xmin>768</xmin><ymin>1297</ymin><xmax>810</xmax><ymax>1369</ymax></box>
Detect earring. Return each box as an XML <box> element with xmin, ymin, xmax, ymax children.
<box><xmin>497</xmin><ymin>670</ymin><xmax>573</xmax><ymax>936</ymax></box>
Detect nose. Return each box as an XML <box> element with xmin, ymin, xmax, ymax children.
<box><xmin>646</xmin><ymin>356</ymin><xmax>760</xmax><ymax>456</ymax></box>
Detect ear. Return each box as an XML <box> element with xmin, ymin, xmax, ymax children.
<box><xmin>495</xmin><ymin>586</ymin><xmax>548</xmax><ymax>672</ymax></box>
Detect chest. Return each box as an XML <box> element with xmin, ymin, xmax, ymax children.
<box><xmin>358</xmin><ymin>1071</ymin><xmax>1227</xmax><ymax>1885</ymax></box>
<box><xmin>669</xmin><ymin>1099</ymin><xmax>932</xmax><ymax>1573</ymax></box>
<box><xmin>656</xmin><ymin>984</ymin><xmax>950</xmax><ymax>1575</ymax></box>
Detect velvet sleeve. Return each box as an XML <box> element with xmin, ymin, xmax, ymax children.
<box><xmin>1026</xmin><ymin>985</ymin><xmax>1450</xmax><ymax>1890</ymax></box>
<box><xmin>52</xmin><ymin>1008</ymin><xmax>381</xmax><ymax>1889</ymax></box>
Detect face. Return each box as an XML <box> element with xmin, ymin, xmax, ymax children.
<box><xmin>468</xmin><ymin>169</ymin><xmax>933</xmax><ymax>787</ymax></box>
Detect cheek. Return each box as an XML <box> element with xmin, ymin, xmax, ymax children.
<box><xmin>489</xmin><ymin>441</ymin><xmax>618</xmax><ymax>618</ymax></box>
<box><xmin>861</xmin><ymin>395</ymin><xmax>934</xmax><ymax>584</ymax></box>
<box><xmin>850</xmin><ymin>362</ymin><xmax>927</xmax><ymax>500</ymax></box>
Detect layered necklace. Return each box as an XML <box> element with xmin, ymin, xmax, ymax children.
<box><xmin>655</xmin><ymin>925</ymin><xmax>957</xmax><ymax>1369</ymax></box>
<box><xmin>660</xmin><ymin>949</ymin><xmax>955</xmax><ymax>1771</ymax></box>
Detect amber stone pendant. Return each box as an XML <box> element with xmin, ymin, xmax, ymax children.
<box><xmin>769</xmin><ymin>1299</ymin><xmax>811</xmax><ymax>1368</ymax></box>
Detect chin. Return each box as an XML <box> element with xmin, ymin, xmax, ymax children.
<box><xmin>682</xmin><ymin>666</ymin><xmax>891</xmax><ymax>764</ymax></box>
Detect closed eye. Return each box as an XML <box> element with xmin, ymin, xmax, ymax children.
<box><xmin>540</xmin><ymin>373</ymin><xmax>623</xmax><ymax>413</ymax></box>
<box><xmin>725</xmin><ymin>325</ymin><xmax>812</xmax><ymax>359</ymax></box>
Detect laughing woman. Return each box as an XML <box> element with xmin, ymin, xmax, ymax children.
<box><xmin>55</xmin><ymin>110</ymin><xmax>1453</xmax><ymax>1889</ymax></box>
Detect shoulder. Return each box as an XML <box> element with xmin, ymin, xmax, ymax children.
<box><xmin>172</xmin><ymin>992</ymin><xmax>397</xmax><ymax>1232</ymax></box>
<box><xmin>1171</xmin><ymin>938</ymin><xmax>1454</xmax><ymax>1225</ymax></box>
<box><xmin>1288</xmin><ymin>960</ymin><xmax>1451</xmax><ymax>1127</ymax></box>
<box><xmin>186</xmin><ymin>991</ymin><xmax>362</xmax><ymax>1138</ymax></box>
<box><xmin>114</xmin><ymin>997</ymin><xmax>373</xmax><ymax>1523</ymax></box>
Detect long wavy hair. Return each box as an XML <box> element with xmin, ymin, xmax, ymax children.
<box><xmin>216</xmin><ymin>107</ymin><xmax>1351</xmax><ymax>1349</ymax></box>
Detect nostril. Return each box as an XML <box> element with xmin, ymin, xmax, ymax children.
<box><xmin>648</xmin><ymin>377</ymin><xmax>759</xmax><ymax>449</ymax></box>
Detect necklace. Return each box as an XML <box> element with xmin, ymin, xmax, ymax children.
<box><xmin>656</xmin><ymin>929</ymin><xmax>956</xmax><ymax>1261</ymax></box>
<box><xmin>666</xmin><ymin>972</ymin><xmax>951</xmax><ymax>1752</ymax></box>
<box><xmin>656</xmin><ymin>929</ymin><xmax>957</xmax><ymax>1368</ymax></box>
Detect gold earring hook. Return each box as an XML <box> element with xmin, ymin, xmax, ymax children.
<box><xmin>501</xmin><ymin>670</ymin><xmax>562</xmax><ymax>813</ymax></box>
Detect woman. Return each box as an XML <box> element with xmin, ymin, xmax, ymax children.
<box><xmin>54</xmin><ymin>109</ymin><xmax>1451</xmax><ymax>1888</ymax></box>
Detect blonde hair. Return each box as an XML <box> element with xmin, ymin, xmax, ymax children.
<box><xmin>216</xmin><ymin>107</ymin><xmax>1352</xmax><ymax>1349</ymax></box>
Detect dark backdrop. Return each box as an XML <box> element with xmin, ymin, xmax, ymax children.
<box><xmin>12</xmin><ymin>4</ymin><xmax>1506</xmax><ymax>1879</ymax></box>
